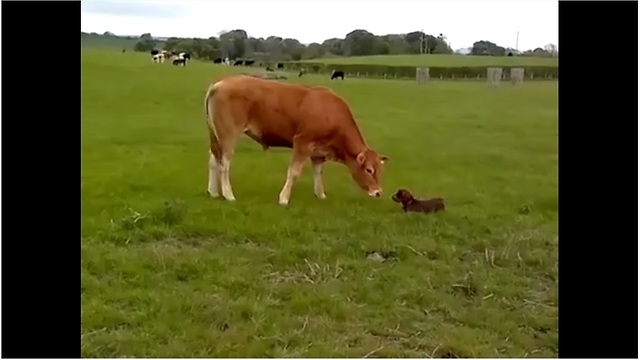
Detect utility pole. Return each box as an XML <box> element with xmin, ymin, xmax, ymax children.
<box><xmin>515</xmin><ymin>31</ymin><xmax>520</xmax><ymax>51</ymax></box>
<box><xmin>421</xmin><ymin>28</ymin><xmax>425</xmax><ymax>54</ymax></box>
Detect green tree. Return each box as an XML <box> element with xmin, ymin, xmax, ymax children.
<box><xmin>264</xmin><ymin>36</ymin><xmax>284</xmax><ymax>61</ymax></box>
<box><xmin>433</xmin><ymin>34</ymin><xmax>453</xmax><ymax>54</ymax></box>
<box><xmin>163</xmin><ymin>37</ymin><xmax>181</xmax><ymax>51</ymax></box>
<box><xmin>245</xmin><ymin>37</ymin><xmax>264</xmax><ymax>55</ymax></box>
<box><xmin>344</xmin><ymin>29</ymin><xmax>379</xmax><ymax>56</ymax></box>
<box><xmin>470</xmin><ymin>40</ymin><xmax>506</xmax><ymax>56</ymax></box>
<box><xmin>282</xmin><ymin>38</ymin><xmax>305</xmax><ymax>60</ymax></box>
<box><xmin>117</xmin><ymin>28</ymin><xmax>518</xmax><ymax>62</ymax></box>
<box><xmin>321</xmin><ymin>38</ymin><xmax>344</xmax><ymax>56</ymax></box>
<box><xmin>380</xmin><ymin>34</ymin><xmax>406</xmax><ymax>54</ymax></box>
<box><xmin>403</xmin><ymin>31</ymin><xmax>425</xmax><ymax>54</ymax></box>
<box><xmin>219</xmin><ymin>30</ymin><xmax>248</xmax><ymax>59</ymax></box>
<box><xmin>134</xmin><ymin>33</ymin><xmax>156</xmax><ymax>52</ymax></box>
<box><xmin>302</xmin><ymin>42</ymin><xmax>323</xmax><ymax>59</ymax></box>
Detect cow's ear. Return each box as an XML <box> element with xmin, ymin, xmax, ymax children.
<box><xmin>380</xmin><ymin>156</ymin><xmax>389</xmax><ymax>164</ymax></box>
<box><xmin>356</xmin><ymin>152</ymin><xmax>366</xmax><ymax>166</ymax></box>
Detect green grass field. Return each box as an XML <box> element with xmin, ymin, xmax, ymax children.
<box><xmin>82</xmin><ymin>50</ymin><xmax>558</xmax><ymax>358</ymax></box>
<box><xmin>299</xmin><ymin>54</ymin><xmax>558</xmax><ymax>68</ymax></box>
<box><xmin>81</xmin><ymin>35</ymin><xmax>138</xmax><ymax>50</ymax></box>
<box><xmin>81</xmin><ymin>34</ymin><xmax>166</xmax><ymax>50</ymax></box>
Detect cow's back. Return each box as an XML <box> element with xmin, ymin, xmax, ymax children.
<box><xmin>212</xmin><ymin>76</ymin><xmax>355</xmax><ymax>149</ymax></box>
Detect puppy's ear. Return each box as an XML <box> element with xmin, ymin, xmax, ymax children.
<box><xmin>380</xmin><ymin>155</ymin><xmax>389</xmax><ymax>164</ymax></box>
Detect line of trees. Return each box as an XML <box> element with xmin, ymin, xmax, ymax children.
<box><xmin>470</xmin><ymin>40</ymin><xmax>558</xmax><ymax>58</ymax></box>
<box><xmin>117</xmin><ymin>29</ymin><xmax>557</xmax><ymax>61</ymax></box>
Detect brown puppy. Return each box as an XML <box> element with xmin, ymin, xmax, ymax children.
<box><xmin>392</xmin><ymin>189</ymin><xmax>445</xmax><ymax>213</ymax></box>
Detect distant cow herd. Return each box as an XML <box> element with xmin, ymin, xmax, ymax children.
<box><xmin>150</xmin><ymin>50</ymin><xmax>191</xmax><ymax>66</ymax></box>
<box><xmin>147</xmin><ymin>49</ymin><xmax>346</xmax><ymax>79</ymax></box>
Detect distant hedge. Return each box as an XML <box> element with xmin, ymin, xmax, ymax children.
<box><xmin>280</xmin><ymin>62</ymin><xmax>558</xmax><ymax>80</ymax></box>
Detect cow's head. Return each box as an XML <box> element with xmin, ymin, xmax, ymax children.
<box><xmin>348</xmin><ymin>149</ymin><xmax>389</xmax><ymax>197</ymax></box>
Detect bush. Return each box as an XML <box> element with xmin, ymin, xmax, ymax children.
<box><xmin>134</xmin><ymin>39</ymin><xmax>155</xmax><ymax>52</ymax></box>
<box><xmin>281</xmin><ymin>62</ymin><xmax>558</xmax><ymax>80</ymax></box>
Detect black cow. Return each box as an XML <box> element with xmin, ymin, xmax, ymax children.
<box><xmin>150</xmin><ymin>50</ymin><xmax>159</xmax><ymax>56</ymax></box>
<box><xmin>213</xmin><ymin>58</ymin><xmax>223</xmax><ymax>64</ymax></box>
<box><xmin>233</xmin><ymin>60</ymin><xmax>244</xmax><ymax>66</ymax></box>
<box><xmin>266</xmin><ymin>66</ymin><xmax>274</xmax><ymax>72</ymax></box>
<box><xmin>277</xmin><ymin>63</ymin><xmax>284</xmax><ymax>69</ymax></box>
<box><xmin>172</xmin><ymin>58</ymin><xmax>186</xmax><ymax>66</ymax></box>
<box><xmin>331</xmin><ymin>70</ymin><xmax>345</xmax><ymax>80</ymax></box>
<box><xmin>122</xmin><ymin>48</ymin><xmax>126</xmax><ymax>53</ymax></box>
<box><xmin>244</xmin><ymin>60</ymin><xmax>255</xmax><ymax>66</ymax></box>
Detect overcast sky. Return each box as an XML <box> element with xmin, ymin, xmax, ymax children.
<box><xmin>81</xmin><ymin>0</ymin><xmax>558</xmax><ymax>50</ymax></box>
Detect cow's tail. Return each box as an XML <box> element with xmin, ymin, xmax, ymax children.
<box><xmin>204</xmin><ymin>83</ymin><xmax>213</xmax><ymax>118</ymax></box>
<box><xmin>204</xmin><ymin>82</ymin><xmax>222</xmax><ymax>159</ymax></box>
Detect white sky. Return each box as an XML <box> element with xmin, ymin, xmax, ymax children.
<box><xmin>81</xmin><ymin>0</ymin><xmax>558</xmax><ymax>51</ymax></box>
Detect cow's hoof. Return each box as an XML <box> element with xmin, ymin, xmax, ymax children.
<box><xmin>207</xmin><ymin>190</ymin><xmax>220</xmax><ymax>198</ymax></box>
<box><xmin>278</xmin><ymin>199</ymin><xmax>289</xmax><ymax>206</ymax></box>
<box><xmin>315</xmin><ymin>193</ymin><xmax>327</xmax><ymax>200</ymax></box>
<box><xmin>223</xmin><ymin>196</ymin><xmax>236</xmax><ymax>202</ymax></box>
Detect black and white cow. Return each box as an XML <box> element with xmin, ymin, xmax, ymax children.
<box><xmin>152</xmin><ymin>53</ymin><xmax>166</xmax><ymax>63</ymax></box>
<box><xmin>331</xmin><ymin>70</ymin><xmax>345</xmax><ymax>80</ymax></box>
<box><xmin>172</xmin><ymin>58</ymin><xmax>187</xmax><ymax>66</ymax></box>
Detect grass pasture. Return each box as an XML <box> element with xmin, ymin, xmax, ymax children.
<box><xmin>81</xmin><ymin>50</ymin><xmax>558</xmax><ymax>358</ymax></box>
<box><xmin>298</xmin><ymin>54</ymin><xmax>559</xmax><ymax>68</ymax></box>
<box><xmin>81</xmin><ymin>34</ymin><xmax>141</xmax><ymax>51</ymax></box>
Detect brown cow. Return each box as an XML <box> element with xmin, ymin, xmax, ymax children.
<box><xmin>203</xmin><ymin>75</ymin><xmax>388</xmax><ymax>205</ymax></box>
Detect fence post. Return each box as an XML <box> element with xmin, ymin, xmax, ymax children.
<box><xmin>487</xmin><ymin>67</ymin><xmax>503</xmax><ymax>87</ymax></box>
<box><xmin>416</xmin><ymin>67</ymin><xmax>430</xmax><ymax>85</ymax></box>
<box><xmin>510</xmin><ymin>68</ymin><xmax>525</xmax><ymax>85</ymax></box>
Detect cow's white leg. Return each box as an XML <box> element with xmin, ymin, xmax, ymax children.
<box><xmin>311</xmin><ymin>157</ymin><xmax>327</xmax><ymax>199</ymax></box>
<box><xmin>219</xmin><ymin>155</ymin><xmax>236</xmax><ymax>201</ymax></box>
<box><xmin>207</xmin><ymin>152</ymin><xmax>220</xmax><ymax>198</ymax></box>
<box><xmin>279</xmin><ymin>163</ymin><xmax>304</xmax><ymax>205</ymax></box>
<box><xmin>279</xmin><ymin>149</ymin><xmax>308</xmax><ymax>206</ymax></box>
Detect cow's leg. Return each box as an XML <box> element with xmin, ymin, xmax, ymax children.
<box><xmin>217</xmin><ymin>130</ymin><xmax>240</xmax><ymax>202</ymax></box>
<box><xmin>311</xmin><ymin>156</ymin><xmax>327</xmax><ymax>199</ymax></box>
<box><xmin>207</xmin><ymin>128</ymin><xmax>221</xmax><ymax>198</ymax></box>
<box><xmin>207</xmin><ymin>151</ymin><xmax>220</xmax><ymax>198</ymax></box>
<box><xmin>218</xmin><ymin>152</ymin><xmax>236</xmax><ymax>201</ymax></box>
<box><xmin>279</xmin><ymin>142</ymin><xmax>310</xmax><ymax>205</ymax></box>
<box><xmin>207</xmin><ymin>95</ymin><xmax>241</xmax><ymax>201</ymax></box>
